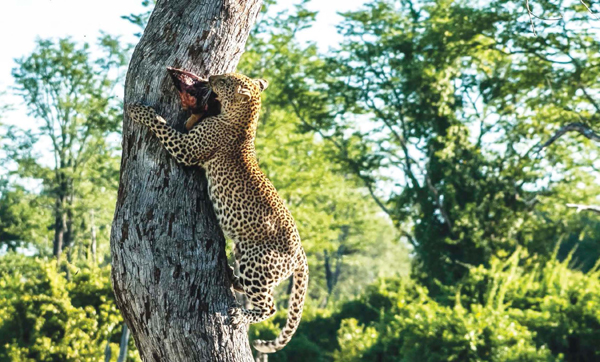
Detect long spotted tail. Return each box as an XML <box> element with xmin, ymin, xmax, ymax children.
<box><xmin>253</xmin><ymin>250</ymin><xmax>309</xmax><ymax>353</ymax></box>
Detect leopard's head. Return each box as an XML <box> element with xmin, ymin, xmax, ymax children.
<box><xmin>209</xmin><ymin>73</ymin><xmax>268</xmax><ymax>120</ymax></box>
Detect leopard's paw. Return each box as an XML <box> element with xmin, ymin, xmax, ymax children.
<box><xmin>228</xmin><ymin>307</ymin><xmax>245</xmax><ymax>328</ymax></box>
<box><xmin>232</xmin><ymin>276</ymin><xmax>245</xmax><ymax>293</ymax></box>
<box><xmin>126</xmin><ymin>104</ymin><xmax>157</xmax><ymax>126</ymax></box>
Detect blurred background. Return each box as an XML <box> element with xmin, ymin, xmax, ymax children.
<box><xmin>0</xmin><ymin>0</ymin><xmax>599</xmax><ymax>361</ymax></box>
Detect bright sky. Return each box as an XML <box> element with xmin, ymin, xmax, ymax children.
<box><xmin>0</xmin><ymin>0</ymin><xmax>366</xmax><ymax>129</ymax></box>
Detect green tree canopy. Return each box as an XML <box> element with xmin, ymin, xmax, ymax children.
<box><xmin>256</xmin><ymin>0</ymin><xmax>600</xmax><ymax>289</ymax></box>
<box><xmin>3</xmin><ymin>36</ymin><xmax>126</xmax><ymax>261</ymax></box>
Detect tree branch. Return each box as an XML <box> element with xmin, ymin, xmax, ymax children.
<box><xmin>525</xmin><ymin>0</ymin><xmax>562</xmax><ymax>36</ymax></box>
<box><xmin>287</xmin><ymin>99</ymin><xmax>392</xmax><ymax>216</ymax></box>
<box><xmin>567</xmin><ymin>203</ymin><xmax>600</xmax><ymax>215</ymax></box>
<box><xmin>536</xmin><ymin>122</ymin><xmax>600</xmax><ymax>151</ymax></box>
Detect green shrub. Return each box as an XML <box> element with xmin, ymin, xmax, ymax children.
<box><xmin>4</xmin><ymin>247</ymin><xmax>598</xmax><ymax>362</ymax></box>
<box><xmin>328</xmin><ymin>249</ymin><xmax>600</xmax><ymax>362</ymax></box>
<box><xmin>336</xmin><ymin>288</ymin><xmax>555</xmax><ymax>361</ymax></box>
<box><xmin>333</xmin><ymin>318</ymin><xmax>378</xmax><ymax>362</ymax></box>
<box><xmin>250</xmin><ymin>306</ymin><xmax>336</xmax><ymax>362</ymax></box>
<box><xmin>0</xmin><ymin>253</ymin><xmax>136</xmax><ymax>362</ymax></box>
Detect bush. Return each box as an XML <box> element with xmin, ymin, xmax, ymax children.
<box><xmin>0</xmin><ymin>253</ymin><xmax>137</xmax><ymax>362</ymax></box>
<box><xmin>250</xmin><ymin>306</ymin><xmax>337</xmax><ymax>362</ymax></box>
<box><xmin>313</xmin><ymin>248</ymin><xmax>600</xmax><ymax>362</ymax></box>
<box><xmin>333</xmin><ymin>318</ymin><xmax>378</xmax><ymax>362</ymax></box>
<box><xmin>4</xmin><ymin>247</ymin><xmax>598</xmax><ymax>362</ymax></box>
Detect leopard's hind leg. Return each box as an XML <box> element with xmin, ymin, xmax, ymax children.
<box><xmin>228</xmin><ymin>246</ymin><xmax>294</xmax><ymax>327</ymax></box>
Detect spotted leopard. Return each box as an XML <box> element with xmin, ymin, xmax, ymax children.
<box><xmin>127</xmin><ymin>72</ymin><xmax>309</xmax><ymax>353</ymax></box>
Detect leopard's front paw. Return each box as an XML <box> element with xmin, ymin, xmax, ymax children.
<box><xmin>127</xmin><ymin>104</ymin><xmax>158</xmax><ymax>126</ymax></box>
<box><xmin>228</xmin><ymin>307</ymin><xmax>245</xmax><ymax>328</ymax></box>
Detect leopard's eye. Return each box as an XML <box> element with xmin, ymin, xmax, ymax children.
<box><xmin>217</xmin><ymin>79</ymin><xmax>227</xmax><ymax>87</ymax></box>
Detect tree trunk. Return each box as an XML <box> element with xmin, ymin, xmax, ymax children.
<box><xmin>324</xmin><ymin>250</ymin><xmax>333</xmax><ymax>296</ymax></box>
<box><xmin>110</xmin><ymin>0</ymin><xmax>262</xmax><ymax>361</ymax></box>
<box><xmin>117</xmin><ymin>324</ymin><xmax>131</xmax><ymax>362</ymax></box>
<box><xmin>65</xmin><ymin>190</ymin><xmax>74</xmax><ymax>254</ymax></box>
<box><xmin>104</xmin><ymin>341</ymin><xmax>111</xmax><ymax>362</ymax></box>
<box><xmin>65</xmin><ymin>190</ymin><xmax>75</xmax><ymax>280</ymax></box>
<box><xmin>52</xmin><ymin>198</ymin><xmax>65</xmax><ymax>259</ymax></box>
<box><xmin>53</xmin><ymin>176</ymin><xmax>68</xmax><ymax>259</ymax></box>
<box><xmin>63</xmin><ymin>191</ymin><xmax>75</xmax><ymax>281</ymax></box>
<box><xmin>90</xmin><ymin>209</ymin><xmax>97</xmax><ymax>264</ymax></box>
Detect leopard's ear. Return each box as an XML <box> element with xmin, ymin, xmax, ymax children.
<box><xmin>253</xmin><ymin>78</ymin><xmax>269</xmax><ymax>92</ymax></box>
<box><xmin>235</xmin><ymin>84</ymin><xmax>252</xmax><ymax>103</ymax></box>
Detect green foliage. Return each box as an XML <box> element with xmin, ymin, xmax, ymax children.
<box><xmin>254</xmin><ymin>0</ymin><xmax>600</xmax><ymax>291</ymax></box>
<box><xmin>337</xmin><ymin>250</ymin><xmax>600</xmax><ymax>361</ymax></box>
<box><xmin>121</xmin><ymin>0</ymin><xmax>156</xmax><ymax>38</ymax></box>
<box><xmin>261</xmin><ymin>249</ymin><xmax>600</xmax><ymax>361</ymax></box>
<box><xmin>0</xmin><ymin>181</ymin><xmax>52</xmax><ymax>251</ymax></box>
<box><xmin>459</xmin><ymin>248</ymin><xmax>600</xmax><ymax>362</ymax></box>
<box><xmin>0</xmin><ymin>253</ymin><xmax>139</xmax><ymax>362</ymax></box>
<box><xmin>11</xmin><ymin>37</ymin><xmax>124</xmax><ymax>135</ymax></box>
<box><xmin>2</xmin><ymin>36</ymin><xmax>125</xmax><ymax>257</ymax></box>
<box><xmin>333</xmin><ymin>319</ymin><xmax>378</xmax><ymax>362</ymax></box>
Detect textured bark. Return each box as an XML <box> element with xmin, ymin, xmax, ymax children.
<box><xmin>110</xmin><ymin>0</ymin><xmax>262</xmax><ymax>361</ymax></box>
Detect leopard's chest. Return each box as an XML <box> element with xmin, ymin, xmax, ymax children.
<box><xmin>206</xmin><ymin>175</ymin><xmax>244</xmax><ymax>238</ymax></box>
<box><xmin>205</xmin><ymin>167</ymin><xmax>279</xmax><ymax>242</ymax></box>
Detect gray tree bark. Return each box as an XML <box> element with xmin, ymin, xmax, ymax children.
<box><xmin>110</xmin><ymin>1</ymin><xmax>262</xmax><ymax>361</ymax></box>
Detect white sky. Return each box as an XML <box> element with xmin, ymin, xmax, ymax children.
<box><xmin>0</xmin><ymin>0</ymin><xmax>366</xmax><ymax>129</ymax></box>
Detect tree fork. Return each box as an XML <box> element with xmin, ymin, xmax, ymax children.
<box><xmin>110</xmin><ymin>1</ymin><xmax>262</xmax><ymax>361</ymax></box>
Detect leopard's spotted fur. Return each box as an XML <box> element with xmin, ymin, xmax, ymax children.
<box><xmin>127</xmin><ymin>73</ymin><xmax>308</xmax><ymax>353</ymax></box>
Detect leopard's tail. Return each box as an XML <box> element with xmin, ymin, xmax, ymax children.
<box><xmin>253</xmin><ymin>250</ymin><xmax>309</xmax><ymax>353</ymax></box>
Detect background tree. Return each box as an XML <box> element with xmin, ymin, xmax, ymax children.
<box><xmin>4</xmin><ymin>37</ymin><xmax>125</xmax><ymax>263</ymax></box>
<box><xmin>263</xmin><ymin>0</ymin><xmax>600</xmax><ymax>290</ymax></box>
<box><xmin>109</xmin><ymin>0</ymin><xmax>263</xmax><ymax>361</ymax></box>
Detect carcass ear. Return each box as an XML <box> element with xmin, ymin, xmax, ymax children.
<box><xmin>253</xmin><ymin>78</ymin><xmax>269</xmax><ymax>92</ymax></box>
<box><xmin>234</xmin><ymin>85</ymin><xmax>252</xmax><ymax>103</ymax></box>
<box><xmin>166</xmin><ymin>67</ymin><xmax>210</xmax><ymax>112</ymax></box>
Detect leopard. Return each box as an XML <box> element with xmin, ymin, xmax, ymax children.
<box><xmin>127</xmin><ymin>72</ymin><xmax>309</xmax><ymax>353</ymax></box>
